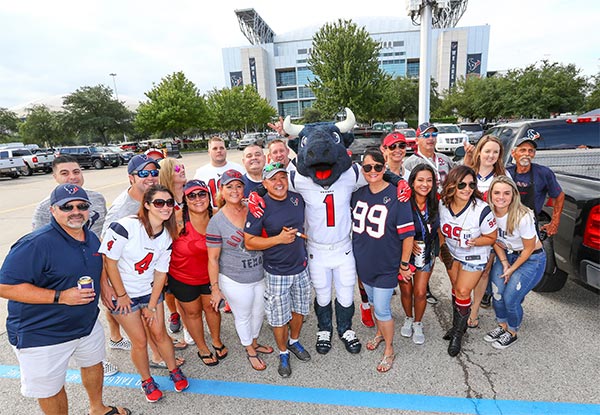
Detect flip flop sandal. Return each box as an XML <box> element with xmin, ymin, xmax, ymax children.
<box><xmin>173</xmin><ymin>338</ymin><xmax>188</xmax><ymax>350</ymax></box>
<box><xmin>97</xmin><ymin>406</ymin><xmax>132</xmax><ymax>415</ymax></box>
<box><xmin>212</xmin><ymin>343</ymin><xmax>228</xmax><ymax>360</ymax></box>
<box><xmin>468</xmin><ymin>317</ymin><xmax>480</xmax><ymax>329</ymax></box>
<box><xmin>246</xmin><ymin>353</ymin><xmax>266</xmax><ymax>371</ymax></box>
<box><xmin>255</xmin><ymin>343</ymin><xmax>274</xmax><ymax>354</ymax></box>
<box><xmin>198</xmin><ymin>351</ymin><xmax>219</xmax><ymax>366</ymax></box>
<box><xmin>377</xmin><ymin>354</ymin><xmax>395</xmax><ymax>373</ymax></box>
<box><xmin>366</xmin><ymin>335</ymin><xmax>385</xmax><ymax>351</ymax></box>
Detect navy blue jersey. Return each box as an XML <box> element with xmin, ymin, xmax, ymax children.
<box><xmin>245</xmin><ymin>190</ymin><xmax>308</xmax><ymax>275</ymax></box>
<box><xmin>410</xmin><ymin>201</ymin><xmax>440</xmax><ymax>263</ymax></box>
<box><xmin>242</xmin><ymin>174</ymin><xmax>262</xmax><ymax>198</ymax></box>
<box><xmin>351</xmin><ymin>184</ymin><xmax>415</xmax><ymax>288</ymax></box>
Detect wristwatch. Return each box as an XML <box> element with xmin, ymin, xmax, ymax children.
<box><xmin>401</xmin><ymin>261</ymin><xmax>410</xmax><ymax>267</ymax></box>
<box><xmin>148</xmin><ymin>306</ymin><xmax>157</xmax><ymax>313</ymax></box>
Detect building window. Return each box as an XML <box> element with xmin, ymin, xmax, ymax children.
<box><xmin>297</xmin><ymin>67</ymin><xmax>315</xmax><ymax>86</ymax></box>
<box><xmin>407</xmin><ymin>60</ymin><xmax>420</xmax><ymax>78</ymax></box>
<box><xmin>278</xmin><ymin>101</ymin><xmax>299</xmax><ymax>118</ymax></box>
<box><xmin>276</xmin><ymin>69</ymin><xmax>297</xmax><ymax>87</ymax></box>
<box><xmin>393</xmin><ymin>41</ymin><xmax>404</xmax><ymax>47</ymax></box>
<box><xmin>298</xmin><ymin>48</ymin><xmax>307</xmax><ymax>54</ymax></box>
<box><xmin>299</xmin><ymin>86</ymin><xmax>315</xmax><ymax>99</ymax></box>
<box><xmin>277</xmin><ymin>89</ymin><xmax>298</xmax><ymax>100</ymax></box>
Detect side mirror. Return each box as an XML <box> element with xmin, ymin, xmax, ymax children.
<box><xmin>454</xmin><ymin>146</ymin><xmax>466</xmax><ymax>158</ymax></box>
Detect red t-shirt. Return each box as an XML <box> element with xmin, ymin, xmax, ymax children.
<box><xmin>169</xmin><ymin>220</ymin><xmax>209</xmax><ymax>285</ymax></box>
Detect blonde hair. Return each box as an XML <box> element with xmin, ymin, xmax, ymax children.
<box><xmin>488</xmin><ymin>175</ymin><xmax>532</xmax><ymax>235</ymax></box>
<box><xmin>158</xmin><ymin>157</ymin><xmax>182</xmax><ymax>197</ymax></box>
<box><xmin>471</xmin><ymin>135</ymin><xmax>506</xmax><ymax>177</ymax></box>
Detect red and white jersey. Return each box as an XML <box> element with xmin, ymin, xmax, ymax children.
<box><xmin>439</xmin><ymin>198</ymin><xmax>497</xmax><ymax>264</ymax></box>
<box><xmin>99</xmin><ymin>216</ymin><xmax>173</xmax><ymax>298</ymax></box>
<box><xmin>193</xmin><ymin>161</ymin><xmax>245</xmax><ymax>209</ymax></box>
<box><xmin>290</xmin><ymin>165</ymin><xmax>366</xmax><ymax>245</ymax></box>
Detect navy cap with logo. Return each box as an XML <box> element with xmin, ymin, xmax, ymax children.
<box><xmin>183</xmin><ymin>179</ymin><xmax>209</xmax><ymax>195</ymax></box>
<box><xmin>220</xmin><ymin>169</ymin><xmax>244</xmax><ymax>186</ymax></box>
<box><xmin>416</xmin><ymin>122</ymin><xmax>438</xmax><ymax>137</ymax></box>
<box><xmin>50</xmin><ymin>183</ymin><xmax>90</xmax><ymax>206</ymax></box>
<box><xmin>127</xmin><ymin>154</ymin><xmax>160</xmax><ymax>175</ymax></box>
<box><xmin>515</xmin><ymin>129</ymin><xmax>540</xmax><ymax>149</ymax></box>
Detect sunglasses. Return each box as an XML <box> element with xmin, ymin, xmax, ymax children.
<box><xmin>264</xmin><ymin>162</ymin><xmax>284</xmax><ymax>172</ymax></box>
<box><xmin>420</xmin><ymin>132</ymin><xmax>438</xmax><ymax>138</ymax></box>
<box><xmin>457</xmin><ymin>181</ymin><xmax>477</xmax><ymax>190</ymax></box>
<box><xmin>363</xmin><ymin>164</ymin><xmax>385</xmax><ymax>173</ymax></box>
<box><xmin>58</xmin><ymin>202</ymin><xmax>91</xmax><ymax>212</ymax></box>
<box><xmin>134</xmin><ymin>169</ymin><xmax>159</xmax><ymax>178</ymax></box>
<box><xmin>151</xmin><ymin>198</ymin><xmax>175</xmax><ymax>208</ymax></box>
<box><xmin>174</xmin><ymin>164</ymin><xmax>185</xmax><ymax>173</ymax></box>
<box><xmin>387</xmin><ymin>143</ymin><xmax>407</xmax><ymax>150</ymax></box>
<box><xmin>187</xmin><ymin>191</ymin><xmax>208</xmax><ymax>200</ymax></box>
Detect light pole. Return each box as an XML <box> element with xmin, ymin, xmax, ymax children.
<box><xmin>109</xmin><ymin>73</ymin><xmax>119</xmax><ymax>101</ymax></box>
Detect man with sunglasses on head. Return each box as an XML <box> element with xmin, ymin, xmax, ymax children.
<box><xmin>0</xmin><ymin>184</ymin><xmax>131</xmax><ymax>415</ymax></box>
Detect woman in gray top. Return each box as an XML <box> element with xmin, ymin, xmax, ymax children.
<box><xmin>207</xmin><ymin>170</ymin><xmax>273</xmax><ymax>371</ymax></box>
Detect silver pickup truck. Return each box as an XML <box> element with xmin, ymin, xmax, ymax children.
<box><xmin>0</xmin><ymin>149</ymin><xmax>26</xmax><ymax>178</ymax></box>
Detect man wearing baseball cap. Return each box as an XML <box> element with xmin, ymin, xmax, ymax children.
<box><xmin>244</xmin><ymin>162</ymin><xmax>311</xmax><ymax>378</ymax></box>
<box><xmin>0</xmin><ymin>183</ymin><xmax>131</xmax><ymax>415</ymax></box>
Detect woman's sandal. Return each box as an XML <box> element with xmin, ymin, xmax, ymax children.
<box><xmin>246</xmin><ymin>353</ymin><xmax>266</xmax><ymax>371</ymax></box>
<box><xmin>149</xmin><ymin>356</ymin><xmax>185</xmax><ymax>369</ymax></box>
<box><xmin>172</xmin><ymin>337</ymin><xmax>188</xmax><ymax>350</ymax></box>
<box><xmin>468</xmin><ymin>317</ymin><xmax>480</xmax><ymax>329</ymax></box>
<box><xmin>366</xmin><ymin>335</ymin><xmax>385</xmax><ymax>351</ymax></box>
<box><xmin>198</xmin><ymin>351</ymin><xmax>219</xmax><ymax>366</ymax></box>
<box><xmin>255</xmin><ymin>343</ymin><xmax>274</xmax><ymax>354</ymax></box>
<box><xmin>377</xmin><ymin>354</ymin><xmax>395</xmax><ymax>373</ymax></box>
<box><xmin>212</xmin><ymin>344</ymin><xmax>228</xmax><ymax>360</ymax></box>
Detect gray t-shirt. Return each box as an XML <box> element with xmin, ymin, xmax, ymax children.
<box><xmin>32</xmin><ymin>189</ymin><xmax>107</xmax><ymax>238</ymax></box>
<box><xmin>101</xmin><ymin>188</ymin><xmax>140</xmax><ymax>239</ymax></box>
<box><xmin>206</xmin><ymin>209</ymin><xmax>263</xmax><ymax>284</ymax></box>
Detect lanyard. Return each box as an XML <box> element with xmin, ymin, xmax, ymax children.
<box><xmin>415</xmin><ymin>150</ymin><xmax>441</xmax><ymax>184</ymax></box>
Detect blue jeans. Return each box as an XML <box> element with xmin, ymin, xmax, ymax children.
<box><xmin>361</xmin><ymin>282</ymin><xmax>394</xmax><ymax>321</ymax></box>
<box><xmin>490</xmin><ymin>251</ymin><xmax>546</xmax><ymax>332</ymax></box>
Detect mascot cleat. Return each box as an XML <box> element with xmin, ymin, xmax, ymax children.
<box><xmin>340</xmin><ymin>330</ymin><xmax>362</xmax><ymax>354</ymax></box>
<box><xmin>316</xmin><ymin>331</ymin><xmax>332</xmax><ymax>354</ymax></box>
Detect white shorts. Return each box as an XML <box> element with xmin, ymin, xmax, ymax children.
<box><xmin>12</xmin><ymin>319</ymin><xmax>106</xmax><ymax>398</ymax></box>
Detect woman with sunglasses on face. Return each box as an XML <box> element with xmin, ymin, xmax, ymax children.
<box><xmin>381</xmin><ymin>132</ymin><xmax>411</xmax><ymax>180</ymax></box>
<box><xmin>352</xmin><ymin>149</ymin><xmax>415</xmax><ymax>373</ymax></box>
<box><xmin>100</xmin><ymin>185</ymin><xmax>189</xmax><ymax>403</ymax></box>
<box><xmin>167</xmin><ymin>180</ymin><xmax>228</xmax><ymax>366</ymax></box>
<box><xmin>438</xmin><ymin>165</ymin><xmax>497</xmax><ymax>357</ymax></box>
<box><xmin>484</xmin><ymin>176</ymin><xmax>545</xmax><ymax>349</ymax></box>
<box><xmin>398</xmin><ymin>164</ymin><xmax>439</xmax><ymax>345</ymax></box>
<box><xmin>207</xmin><ymin>170</ymin><xmax>272</xmax><ymax>371</ymax></box>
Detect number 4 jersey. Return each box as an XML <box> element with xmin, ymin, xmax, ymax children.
<box><xmin>99</xmin><ymin>216</ymin><xmax>173</xmax><ymax>298</ymax></box>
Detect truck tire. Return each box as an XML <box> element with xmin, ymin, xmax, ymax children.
<box><xmin>533</xmin><ymin>223</ymin><xmax>568</xmax><ymax>293</ymax></box>
<box><xmin>23</xmin><ymin>164</ymin><xmax>33</xmax><ymax>176</ymax></box>
<box><xmin>111</xmin><ymin>161</ymin><xmax>120</xmax><ymax>168</ymax></box>
<box><xmin>10</xmin><ymin>172</ymin><xmax>20</xmax><ymax>179</ymax></box>
<box><xmin>93</xmin><ymin>159</ymin><xmax>105</xmax><ymax>170</ymax></box>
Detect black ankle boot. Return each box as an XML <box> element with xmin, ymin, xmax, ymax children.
<box><xmin>448</xmin><ymin>307</ymin><xmax>470</xmax><ymax>357</ymax></box>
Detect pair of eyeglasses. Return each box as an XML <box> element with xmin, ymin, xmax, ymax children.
<box><xmin>420</xmin><ymin>132</ymin><xmax>438</xmax><ymax>138</ymax></box>
<box><xmin>264</xmin><ymin>162</ymin><xmax>284</xmax><ymax>172</ymax></box>
<box><xmin>151</xmin><ymin>198</ymin><xmax>175</xmax><ymax>208</ymax></box>
<box><xmin>58</xmin><ymin>202</ymin><xmax>91</xmax><ymax>212</ymax></box>
<box><xmin>174</xmin><ymin>164</ymin><xmax>185</xmax><ymax>173</ymax></box>
<box><xmin>135</xmin><ymin>169</ymin><xmax>159</xmax><ymax>178</ymax></box>
<box><xmin>363</xmin><ymin>164</ymin><xmax>384</xmax><ymax>173</ymax></box>
<box><xmin>387</xmin><ymin>143</ymin><xmax>407</xmax><ymax>150</ymax></box>
<box><xmin>457</xmin><ymin>181</ymin><xmax>477</xmax><ymax>190</ymax></box>
<box><xmin>187</xmin><ymin>191</ymin><xmax>208</xmax><ymax>200</ymax></box>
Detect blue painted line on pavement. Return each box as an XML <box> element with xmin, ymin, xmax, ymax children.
<box><xmin>1</xmin><ymin>365</ymin><xmax>598</xmax><ymax>415</ymax></box>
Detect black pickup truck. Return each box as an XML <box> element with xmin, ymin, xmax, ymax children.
<box><xmin>486</xmin><ymin>115</ymin><xmax>600</xmax><ymax>292</ymax></box>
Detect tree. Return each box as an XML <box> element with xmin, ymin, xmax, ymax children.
<box><xmin>135</xmin><ymin>71</ymin><xmax>208</xmax><ymax>138</ymax></box>
<box><xmin>19</xmin><ymin>105</ymin><xmax>65</xmax><ymax>147</ymax></box>
<box><xmin>583</xmin><ymin>73</ymin><xmax>600</xmax><ymax>112</ymax></box>
<box><xmin>63</xmin><ymin>85</ymin><xmax>132</xmax><ymax>145</ymax></box>
<box><xmin>0</xmin><ymin>108</ymin><xmax>19</xmax><ymax>142</ymax></box>
<box><xmin>301</xmin><ymin>107</ymin><xmax>323</xmax><ymax>123</ymax></box>
<box><xmin>308</xmin><ymin>19</ymin><xmax>389</xmax><ymax>122</ymax></box>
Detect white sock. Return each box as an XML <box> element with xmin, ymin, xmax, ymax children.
<box><xmin>289</xmin><ymin>338</ymin><xmax>298</xmax><ymax>345</ymax></box>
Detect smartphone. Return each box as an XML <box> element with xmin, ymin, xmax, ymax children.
<box><xmin>218</xmin><ymin>299</ymin><xmax>226</xmax><ymax>309</ymax></box>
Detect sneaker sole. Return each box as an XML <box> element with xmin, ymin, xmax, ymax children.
<box><xmin>175</xmin><ymin>384</ymin><xmax>189</xmax><ymax>392</ymax></box>
<box><xmin>492</xmin><ymin>341</ymin><xmax>515</xmax><ymax>350</ymax></box>
<box><xmin>400</xmin><ymin>331</ymin><xmax>413</xmax><ymax>338</ymax></box>
<box><xmin>412</xmin><ymin>336</ymin><xmax>425</xmax><ymax>345</ymax></box>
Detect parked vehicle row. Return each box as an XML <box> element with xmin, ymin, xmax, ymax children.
<box><xmin>0</xmin><ymin>143</ymin><xmax>55</xmax><ymax>178</ymax></box>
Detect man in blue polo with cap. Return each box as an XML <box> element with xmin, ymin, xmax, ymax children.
<box><xmin>0</xmin><ymin>183</ymin><xmax>131</xmax><ymax>415</ymax></box>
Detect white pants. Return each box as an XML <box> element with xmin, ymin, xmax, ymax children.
<box><xmin>219</xmin><ymin>273</ymin><xmax>265</xmax><ymax>346</ymax></box>
<box><xmin>307</xmin><ymin>239</ymin><xmax>357</xmax><ymax>308</ymax></box>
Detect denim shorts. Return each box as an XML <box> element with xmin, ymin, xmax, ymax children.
<box><xmin>110</xmin><ymin>292</ymin><xmax>164</xmax><ymax>315</ymax></box>
<box><xmin>414</xmin><ymin>259</ymin><xmax>434</xmax><ymax>273</ymax></box>
<box><xmin>457</xmin><ymin>260</ymin><xmax>487</xmax><ymax>272</ymax></box>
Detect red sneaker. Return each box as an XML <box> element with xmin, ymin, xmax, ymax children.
<box><xmin>360</xmin><ymin>304</ymin><xmax>375</xmax><ymax>328</ymax></box>
<box><xmin>169</xmin><ymin>368</ymin><xmax>189</xmax><ymax>392</ymax></box>
<box><xmin>141</xmin><ymin>377</ymin><xmax>163</xmax><ymax>403</ymax></box>
<box><xmin>223</xmin><ymin>301</ymin><xmax>232</xmax><ymax>313</ymax></box>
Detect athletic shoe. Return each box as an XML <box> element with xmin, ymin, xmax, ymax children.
<box><xmin>400</xmin><ymin>317</ymin><xmax>414</xmax><ymax>338</ymax></box>
<box><xmin>103</xmin><ymin>361</ymin><xmax>118</xmax><ymax>377</ymax></box>
<box><xmin>492</xmin><ymin>332</ymin><xmax>518</xmax><ymax>350</ymax></box>
<box><xmin>315</xmin><ymin>330</ymin><xmax>332</xmax><ymax>355</ymax></box>
<box><xmin>168</xmin><ymin>312</ymin><xmax>181</xmax><ymax>334</ymax></box>
<box><xmin>481</xmin><ymin>292</ymin><xmax>492</xmax><ymax>308</ymax></box>
<box><xmin>141</xmin><ymin>377</ymin><xmax>163</xmax><ymax>402</ymax></box>
<box><xmin>109</xmin><ymin>337</ymin><xmax>132</xmax><ymax>351</ymax></box>
<box><xmin>183</xmin><ymin>328</ymin><xmax>195</xmax><ymax>345</ymax></box>
<box><xmin>223</xmin><ymin>301</ymin><xmax>232</xmax><ymax>313</ymax></box>
<box><xmin>340</xmin><ymin>330</ymin><xmax>361</xmax><ymax>354</ymax></box>
<box><xmin>484</xmin><ymin>326</ymin><xmax>506</xmax><ymax>343</ymax></box>
<box><xmin>169</xmin><ymin>367</ymin><xmax>189</xmax><ymax>392</ymax></box>
<box><xmin>412</xmin><ymin>322</ymin><xmax>425</xmax><ymax>345</ymax></box>
<box><xmin>278</xmin><ymin>353</ymin><xmax>291</xmax><ymax>378</ymax></box>
<box><xmin>287</xmin><ymin>341</ymin><xmax>311</xmax><ymax>362</ymax></box>
<box><xmin>360</xmin><ymin>303</ymin><xmax>375</xmax><ymax>328</ymax></box>
<box><xmin>426</xmin><ymin>289</ymin><xmax>439</xmax><ymax>305</ymax></box>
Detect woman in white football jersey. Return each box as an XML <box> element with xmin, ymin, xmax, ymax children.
<box><xmin>100</xmin><ymin>185</ymin><xmax>189</xmax><ymax>402</ymax></box>
<box><xmin>439</xmin><ymin>165</ymin><xmax>497</xmax><ymax>357</ymax></box>
<box><xmin>484</xmin><ymin>175</ymin><xmax>545</xmax><ymax>349</ymax></box>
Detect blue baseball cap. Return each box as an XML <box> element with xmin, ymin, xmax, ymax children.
<box><xmin>416</xmin><ymin>122</ymin><xmax>438</xmax><ymax>136</ymax></box>
<box><xmin>50</xmin><ymin>183</ymin><xmax>90</xmax><ymax>206</ymax></box>
<box><xmin>127</xmin><ymin>154</ymin><xmax>160</xmax><ymax>174</ymax></box>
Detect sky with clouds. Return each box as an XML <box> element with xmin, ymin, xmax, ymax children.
<box><xmin>1</xmin><ymin>0</ymin><xmax>597</xmax><ymax>110</ymax></box>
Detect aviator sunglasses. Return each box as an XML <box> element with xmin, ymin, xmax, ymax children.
<box><xmin>134</xmin><ymin>169</ymin><xmax>159</xmax><ymax>178</ymax></box>
<box><xmin>151</xmin><ymin>198</ymin><xmax>175</xmax><ymax>208</ymax></box>
<box><xmin>58</xmin><ymin>202</ymin><xmax>91</xmax><ymax>212</ymax></box>
<box><xmin>457</xmin><ymin>181</ymin><xmax>477</xmax><ymax>190</ymax></box>
<box><xmin>363</xmin><ymin>163</ymin><xmax>385</xmax><ymax>173</ymax></box>
<box><xmin>420</xmin><ymin>132</ymin><xmax>438</xmax><ymax>138</ymax></box>
<box><xmin>264</xmin><ymin>162</ymin><xmax>285</xmax><ymax>172</ymax></box>
<box><xmin>387</xmin><ymin>143</ymin><xmax>407</xmax><ymax>150</ymax></box>
<box><xmin>187</xmin><ymin>191</ymin><xmax>208</xmax><ymax>200</ymax></box>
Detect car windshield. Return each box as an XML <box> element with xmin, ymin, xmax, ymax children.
<box><xmin>400</xmin><ymin>129</ymin><xmax>416</xmax><ymax>137</ymax></box>
<box><xmin>437</xmin><ymin>125</ymin><xmax>460</xmax><ymax>133</ymax></box>
<box><xmin>460</xmin><ymin>124</ymin><xmax>482</xmax><ymax>132</ymax></box>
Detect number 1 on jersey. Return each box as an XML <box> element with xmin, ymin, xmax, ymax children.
<box><xmin>323</xmin><ymin>194</ymin><xmax>335</xmax><ymax>227</ymax></box>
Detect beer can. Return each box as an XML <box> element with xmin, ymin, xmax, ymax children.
<box><xmin>78</xmin><ymin>276</ymin><xmax>94</xmax><ymax>290</ymax></box>
<box><xmin>460</xmin><ymin>228</ymin><xmax>472</xmax><ymax>248</ymax></box>
<box><xmin>414</xmin><ymin>240</ymin><xmax>426</xmax><ymax>268</ymax></box>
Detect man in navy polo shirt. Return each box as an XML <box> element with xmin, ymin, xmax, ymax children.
<box><xmin>244</xmin><ymin>162</ymin><xmax>311</xmax><ymax>378</ymax></box>
<box><xmin>0</xmin><ymin>184</ymin><xmax>130</xmax><ymax>415</ymax></box>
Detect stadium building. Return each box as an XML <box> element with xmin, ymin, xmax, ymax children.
<box><xmin>222</xmin><ymin>9</ymin><xmax>489</xmax><ymax>118</ymax></box>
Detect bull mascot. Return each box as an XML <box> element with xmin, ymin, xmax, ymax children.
<box><xmin>249</xmin><ymin>108</ymin><xmax>410</xmax><ymax>355</ymax></box>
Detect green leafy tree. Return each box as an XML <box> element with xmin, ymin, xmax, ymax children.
<box><xmin>0</xmin><ymin>108</ymin><xmax>20</xmax><ymax>141</ymax></box>
<box><xmin>19</xmin><ymin>105</ymin><xmax>65</xmax><ymax>146</ymax></box>
<box><xmin>301</xmin><ymin>107</ymin><xmax>323</xmax><ymax>123</ymax></box>
<box><xmin>62</xmin><ymin>85</ymin><xmax>132</xmax><ymax>145</ymax></box>
<box><xmin>308</xmin><ymin>19</ymin><xmax>389</xmax><ymax>121</ymax></box>
<box><xmin>135</xmin><ymin>71</ymin><xmax>208</xmax><ymax>138</ymax></box>
<box><xmin>584</xmin><ymin>73</ymin><xmax>600</xmax><ymax>111</ymax></box>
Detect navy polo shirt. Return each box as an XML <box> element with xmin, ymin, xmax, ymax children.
<box><xmin>245</xmin><ymin>191</ymin><xmax>308</xmax><ymax>275</ymax></box>
<box><xmin>0</xmin><ymin>218</ymin><xmax>102</xmax><ymax>348</ymax></box>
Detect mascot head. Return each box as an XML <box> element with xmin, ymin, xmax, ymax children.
<box><xmin>284</xmin><ymin>108</ymin><xmax>355</xmax><ymax>187</ymax></box>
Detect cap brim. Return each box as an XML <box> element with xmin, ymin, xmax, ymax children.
<box><xmin>53</xmin><ymin>197</ymin><xmax>91</xmax><ymax>206</ymax></box>
<box><xmin>263</xmin><ymin>168</ymin><xmax>288</xmax><ymax>180</ymax></box>
<box><xmin>184</xmin><ymin>185</ymin><xmax>209</xmax><ymax>195</ymax></box>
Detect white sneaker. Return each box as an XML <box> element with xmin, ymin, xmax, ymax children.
<box><xmin>103</xmin><ymin>360</ymin><xmax>119</xmax><ymax>377</ymax></box>
<box><xmin>183</xmin><ymin>328</ymin><xmax>195</xmax><ymax>345</ymax></box>
<box><xmin>400</xmin><ymin>316</ymin><xmax>414</xmax><ymax>338</ymax></box>
<box><xmin>109</xmin><ymin>337</ymin><xmax>132</xmax><ymax>351</ymax></box>
<box><xmin>412</xmin><ymin>322</ymin><xmax>425</xmax><ymax>344</ymax></box>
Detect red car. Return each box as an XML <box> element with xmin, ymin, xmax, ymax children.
<box><xmin>396</xmin><ymin>128</ymin><xmax>417</xmax><ymax>153</ymax></box>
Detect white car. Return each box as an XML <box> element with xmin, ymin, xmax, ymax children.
<box><xmin>434</xmin><ymin>124</ymin><xmax>468</xmax><ymax>154</ymax></box>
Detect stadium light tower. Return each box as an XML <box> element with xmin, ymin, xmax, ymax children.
<box><xmin>109</xmin><ymin>73</ymin><xmax>119</xmax><ymax>101</ymax></box>
<box><xmin>406</xmin><ymin>0</ymin><xmax>468</xmax><ymax>123</ymax></box>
